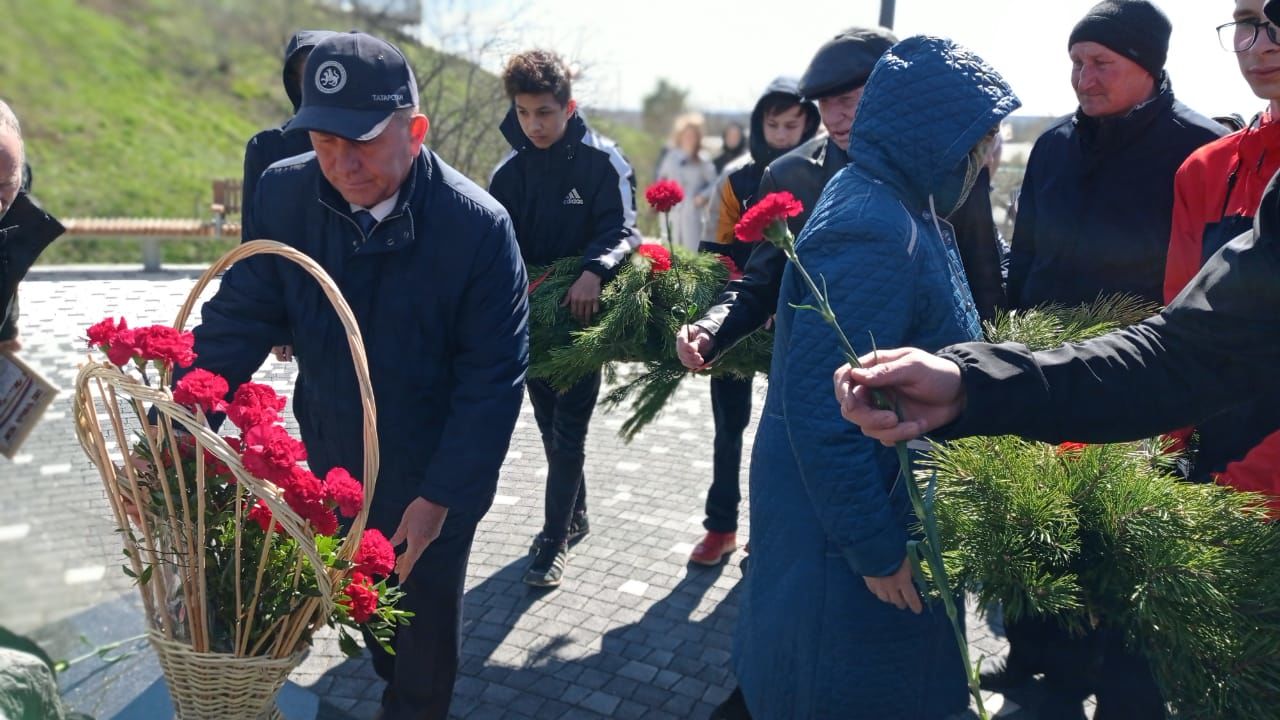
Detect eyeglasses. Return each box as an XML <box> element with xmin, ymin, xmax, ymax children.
<box><xmin>1218</xmin><ymin>19</ymin><xmax>1280</xmax><ymax>53</ymax></box>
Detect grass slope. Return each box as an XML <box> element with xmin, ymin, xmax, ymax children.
<box><xmin>0</xmin><ymin>0</ymin><xmax>303</xmax><ymax>218</ymax></box>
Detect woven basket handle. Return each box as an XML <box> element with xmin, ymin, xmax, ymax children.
<box><xmin>163</xmin><ymin>239</ymin><xmax>380</xmax><ymax>558</ymax></box>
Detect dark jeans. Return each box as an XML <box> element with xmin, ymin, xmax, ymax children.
<box><xmin>363</xmin><ymin>509</ymin><xmax>481</xmax><ymax>720</ymax></box>
<box><xmin>527</xmin><ymin>372</ymin><xmax>600</xmax><ymax>542</ymax></box>
<box><xmin>706</xmin><ymin>375</ymin><xmax>752</xmax><ymax>532</ymax></box>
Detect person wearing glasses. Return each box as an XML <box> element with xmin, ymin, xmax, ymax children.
<box><xmin>1005</xmin><ymin>0</ymin><xmax>1223</xmax><ymax>313</ymax></box>
<box><xmin>1160</xmin><ymin>0</ymin><xmax>1280</xmax><ymax>525</ymax></box>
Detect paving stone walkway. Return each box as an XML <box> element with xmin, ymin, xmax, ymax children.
<box><xmin>1</xmin><ymin>267</ymin><xmax>1096</xmax><ymax>718</ymax></box>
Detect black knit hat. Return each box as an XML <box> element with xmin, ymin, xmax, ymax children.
<box><xmin>799</xmin><ymin>27</ymin><xmax>898</xmax><ymax>101</ymax></box>
<box><xmin>1068</xmin><ymin>0</ymin><xmax>1171</xmax><ymax>78</ymax></box>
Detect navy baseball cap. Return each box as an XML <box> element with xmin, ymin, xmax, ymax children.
<box><xmin>288</xmin><ymin>31</ymin><xmax>419</xmax><ymax>141</ymax></box>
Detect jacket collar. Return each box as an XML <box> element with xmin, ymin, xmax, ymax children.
<box><xmin>499</xmin><ymin>107</ymin><xmax>589</xmax><ymax>157</ymax></box>
<box><xmin>1073</xmin><ymin>72</ymin><xmax>1175</xmax><ymax>153</ymax></box>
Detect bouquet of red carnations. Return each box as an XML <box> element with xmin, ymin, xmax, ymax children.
<box><xmin>71</xmin><ymin>241</ymin><xmax>406</xmax><ymax>719</ymax></box>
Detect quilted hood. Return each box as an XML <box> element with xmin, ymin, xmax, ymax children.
<box><xmin>849</xmin><ymin>36</ymin><xmax>1019</xmax><ymax>213</ymax></box>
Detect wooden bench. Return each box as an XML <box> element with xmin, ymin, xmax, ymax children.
<box><xmin>61</xmin><ymin>180</ymin><xmax>243</xmax><ymax>271</ymax></box>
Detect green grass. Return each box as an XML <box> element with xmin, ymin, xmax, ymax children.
<box><xmin>0</xmin><ymin>0</ymin><xmax>298</xmax><ymax>218</ymax></box>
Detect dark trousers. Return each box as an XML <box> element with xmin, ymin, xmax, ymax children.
<box><xmin>1004</xmin><ymin>616</ymin><xmax>1165</xmax><ymax>719</ymax></box>
<box><xmin>706</xmin><ymin>375</ymin><xmax>752</xmax><ymax>532</ymax></box>
<box><xmin>364</xmin><ymin>510</ymin><xmax>480</xmax><ymax>720</ymax></box>
<box><xmin>527</xmin><ymin>372</ymin><xmax>600</xmax><ymax>542</ymax></box>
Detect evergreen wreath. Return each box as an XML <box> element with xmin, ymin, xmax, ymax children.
<box><xmin>922</xmin><ymin>297</ymin><xmax>1280</xmax><ymax>717</ymax></box>
<box><xmin>527</xmin><ymin>247</ymin><xmax>771</xmax><ymax>440</ymax></box>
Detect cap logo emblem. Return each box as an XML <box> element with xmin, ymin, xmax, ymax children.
<box><xmin>315</xmin><ymin>60</ymin><xmax>347</xmax><ymax>94</ymax></box>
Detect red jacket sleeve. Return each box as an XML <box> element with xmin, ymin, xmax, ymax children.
<box><xmin>1164</xmin><ymin>157</ymin><xmax>1205</xmax><ymax>303</ymax></box>
<box><xmin>1216</xmin><ymin>429</ymin><xmax>1280</xmax><ymax>517</ymax></box>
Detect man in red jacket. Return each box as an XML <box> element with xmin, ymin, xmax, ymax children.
<box><xmin>1163</xmin><ymin>0</ymin><xmax>1280</xmax><ymax>514</ymax></box>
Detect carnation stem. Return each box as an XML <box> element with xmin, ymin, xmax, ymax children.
<box><xmin>773</xmin><ymin>226</ymin><xmax>988</xmax><ymax>719</ymax></box>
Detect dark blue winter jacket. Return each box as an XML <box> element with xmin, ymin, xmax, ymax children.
<box><xmin>1008</xmin><ymin>75</ymin><xmax>1223</xmax><ymax>308</ymax></box>
<box><xmin>735</xmin><ymin>36</ymin><xmax>1019</xmax><ymax>719</ymax></box>
<box><xmin>187</xmin><ymin>146</ymin><xmax>529</xmax><ymax>526</ymax></box>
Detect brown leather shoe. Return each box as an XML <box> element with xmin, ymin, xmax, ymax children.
<box><xmin>690</xmin><ymin>531</ymin><xmax>737</xmax><ymax>566</ymax></box>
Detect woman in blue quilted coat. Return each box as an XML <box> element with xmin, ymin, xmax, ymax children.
<box><xmin>732</xmin><ymin>36</ymin><xmax>1020</xmax><ymax>719</ymax></box>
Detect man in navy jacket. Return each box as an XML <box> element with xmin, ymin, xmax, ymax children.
<box><xmin>488</xmin><ymin>49</ymin><xmax>639</xmax><ymax>588</ymax></box>
<box><xmin>185</xmin><ymin>32</ymin><xmax>528</xmax><ymax>720</ymax></box>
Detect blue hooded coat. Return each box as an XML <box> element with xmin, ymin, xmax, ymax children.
<box><xmin>733</xmin><ymin>36</ymin><xmax>1020</xmax><ymax>719</ymax></box>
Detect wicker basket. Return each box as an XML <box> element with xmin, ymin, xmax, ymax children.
<box><xmin>151</xmin><ymin>632</ymin><xmax>300</xmax><ymax>720</ymax></box>
<box><xmin>73</xmin><ymin>240</ymin><xmax>380</xmax><ymax>718</ymax></box>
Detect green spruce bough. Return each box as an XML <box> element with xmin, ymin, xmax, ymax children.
<box><xmin>926</xmin><ymin>299</ymin><xmax>1280</xmax><ymax>718</ymax></box>
<box><xmin>526</xmin><ymin>250</ymin><xmax>771</xmax><ymax>439</ymax></box>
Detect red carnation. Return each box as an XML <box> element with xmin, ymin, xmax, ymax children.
<box><xmin>1056</xmin><ymin>442</ymin><xmax>1088</xmax><ymax>458</ymax></box>
<box><xmin>226</xmin><ymin>383</ymin><xmax>287</xmax><ymax>431</ymax></box>
<box><xmin>282</xmin><ymin>466</ymin><xmax>324</xmax><ymax>506</ymax></box>
<box><xmin>248</xmin><ymin>499</ymin><xmax>274</xmax><ymax>533</ymax></box>
<box><xmin>276</xmin><ymin>467</ymin><xmax>338</xmax><ymax>535</ymax></box>
<box><xmin>716</xmin><ymin>254</ymin><xmax>743</xmax><ymax>281</ymax></box>
<box><xmin>304</xmin><ymin>505</ymin><xmax>340</xmax><ymax>536</ymax></box>
<box><xmin>645</xmin><ymin>180</ymin><xmax>684</xmax><ymax>213</ymax></box>
<box><xmin>241</xmin><ymin>424</ymin><xmax>306</xmax><ymax>484</ymax></box>
<box><xmin>173</xmin><ymin>369</ymin><xmax>229</xmax><ymax>414</ymax></box>
<box><xmin>325</xmin><ymin>468</ymin><xmax>365</xmax><ymax>519</ymax></box>
<box><xmin>734</xmin><ymin>191</ymin><xmax>804</xmax><ymax>243</ymax></box>
<box><xmin>354</xmin><ymin>529</ymin><xmax>396</xmax><ymax>578</ymax></box>
<box><xmin>635</xmin><ymin>244</ymin><xmax>672</xmax><ymax>274</ymax></box>
<box><xmin>105</xmin><ymin>327</ymin><xmax>139</xmax><ymax>367</ymax></box>
<box><xmin>87</xmin><ymin>317</ymin><xmax>127</xmax><ymax>348</ymax></box>
<box><xmin>133</xmin><ymin>326</ymin><xmax>197</xmax><ymax>368</ymax></box>
<box><xmin>342</xmin><ymin>572</ymin><xmax>379</xmax><ymax>624</ymax></box>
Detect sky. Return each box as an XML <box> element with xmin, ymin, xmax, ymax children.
<box><xmin>420</xmin><ymin>0</ymin><xmax>1265</xmax><ymax>119</ymax></box>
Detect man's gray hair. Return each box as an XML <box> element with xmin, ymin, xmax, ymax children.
<box><xmin>0</xmin><ymin>99</ymin><xmax>23</xmax><ymax>164</ymax></box>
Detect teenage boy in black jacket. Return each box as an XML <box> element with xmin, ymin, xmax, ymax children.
<box><xmin>489</xmin><ymin>49</ymin><xmax>640</xmax><ymax>588</ymax></box>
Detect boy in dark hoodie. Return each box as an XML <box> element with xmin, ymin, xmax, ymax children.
<box><xmin>488</xmin><ymin>49</ymin><xmax>640</xmax><ymax>588</ymax></box>
<box><xmin>241</xmin><ymin>30</ymin><xmax>336</xmax><ymax>221</ymax></box>
<box><xmin>689</xmin><ymin>78</ymin><xmax>819</xmax><ymax>566</ymax></box>
<box><xmin>240</xmin><ymin>30</ymin><xmax>335</xmax><ymax>362</ymax></box>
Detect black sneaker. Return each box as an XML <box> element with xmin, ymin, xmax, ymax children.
<box><xmin>523</xmin><ymin>537</ymin><xmax>568</xmax><ymax>587</ymax></box>
<box><xmin>528</xmin><ymin>514</ymin><xmax>590</xmax><ymax>556</ymax></box>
